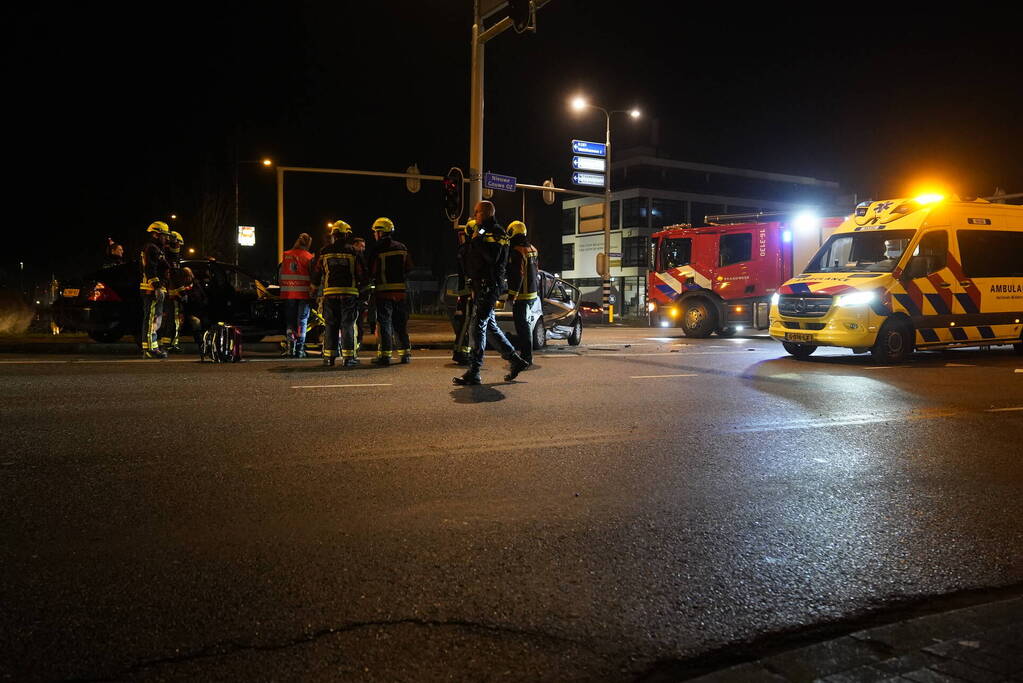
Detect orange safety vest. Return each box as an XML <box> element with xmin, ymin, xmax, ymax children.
<box><xmin>279</xmin><ymin>248</ymin><xmax>314</xmax><ymax>299</ymax></box>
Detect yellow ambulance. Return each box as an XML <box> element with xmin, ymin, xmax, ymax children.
<box><xmin>769</xmin><ymin>195</ymin><xmax>1023</xmax><ymax>361</ymax></box>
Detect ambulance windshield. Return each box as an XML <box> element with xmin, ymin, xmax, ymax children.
<box><xmin>803</xmin><ymin>230</ymin><xmax>916</xmax><ymax>273</ymax></box>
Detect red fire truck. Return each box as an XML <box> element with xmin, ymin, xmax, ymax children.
<box><xmin>647</xmin><ymin>212</ymin><xmax>843</xmax><ymax>336</ymax></box>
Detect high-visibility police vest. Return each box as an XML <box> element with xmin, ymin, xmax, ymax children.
<box><xmin>509</xmin><ymin>244</ymin><xmax>539</xmax><ymax>301</ymax></box>
<box><xmin>279</xmin><ymin>248</ymin><xmax>314</xmax><ymax>299</ymax></box>
<box><xmin>319</xmin><ymin>248</ymin><xmax>360</xmax><ymax>296</ymax></box>
<box><xmin>372</xmin><ymin>240</ymin><xmax>409</xmax><ymax>293</ymax></box>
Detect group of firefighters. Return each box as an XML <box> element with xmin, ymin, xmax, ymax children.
<box><xmin>135</xmin><ymin>199</ymin><xmax>541</xmax><ymax>384</ymax></box>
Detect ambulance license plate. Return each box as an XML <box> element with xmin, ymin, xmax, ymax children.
<box><xmin>784</xmin><ymin>332</ymin><xmax>814</xmax><ymax>343</ymax></box>
<box><xmin>63</xmin><ymin>289</ymin><xmax>79</xmax><ymax>298</ymax></box>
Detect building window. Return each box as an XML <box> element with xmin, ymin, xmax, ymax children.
<box><xmin>561</xmin><ymin>243</ymin><xmax>575</xmax><ymax>271</ymax></box>
<box><xmin>562</xmin><ymin>208</ymin><xmax>576</xmax><ymax>235</ymax></box>
<box><xmin>651</xmin><ymin>199</ymin><xmax>683</xmax><ymax>228</ymax></box>
<box><xmin>622</xmin><ymin>236</ymin><xmax>647</xmax><ymax>268</ymax></box>
<box><xmin>719</xmin><ymin>233</ymin><xmax>753</xmax><ymax>266</ymax></box>
<box><xmin>610</xmin><ymin>200</ymin><xmax>620</xmax><ymax>231</ymax></box>
<box><xmin>622</xmin><ymin>197</ymin><xmax>649</xmax><ymax>228</ymax></box>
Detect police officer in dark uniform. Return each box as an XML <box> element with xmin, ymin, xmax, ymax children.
<box><xmin>506</xmin><ymin>220</ymin><xmax>540</xmax><ymax>367</ymax></box>
<box><xmin>312</xmin><ymin>220</ymin><xmax>366</xmax><ymax>367</ymax></box>
<box><xmin>453</xmin><ymin>201</ymin><xmax>530</xmax><ymax>385</ymax></box>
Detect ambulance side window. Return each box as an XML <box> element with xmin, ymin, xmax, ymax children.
<box><xmin>719</xmin><ymin>233</ymin><xmax>752</xmax><ymax>267</ymax></box>
<box><xmin>958</xmin><ymin>230</ymin><xmax>1023</xmax><ymax>277</ymax></box>
<box><xmin>660</xmin><ymin>238</ymin><xmax>691</xmax><ymax>270</ymax></box>
<box><xmin>905</xmin><ymin>231</ymin><xmax>947</xmax><ymax>279</ymax></box>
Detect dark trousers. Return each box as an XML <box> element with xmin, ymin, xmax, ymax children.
<box><xmin>284</xmin><ymin>299</ymin><xmax>312</xmax><ymax>349</ymax></box>
<box><xmin>469</xmin><ymin>286</ymin><xmax>516</xmax><ymax>368</ymax></box>
<box><xmin>322</xmin><ymin>296</ymin><xmax>359</xmax><ymax>359</ymax></box>
<box><xmin>376</xmin><ymin>298</ymin><xmax>410</xmax><ymax>358</ymax></box>
<box><xmin>141</xmin><ymin>289</ymin><xmax>165</xmax><ymax>351</ymax></box>
<box><xmin>512</xmin><ymin>300</ymin><xmax>534</xmax><ymax>364</ymax></box>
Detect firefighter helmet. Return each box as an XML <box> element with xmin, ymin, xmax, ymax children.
<box><xmin>329</xmin><ymin>220</ymin><xmax>352</xmax><ymax>234</ymax></box>
<box><xmin>169</xmin><ymin>231</ymin><xmax>183</xmax><ymax>245</ymax></box>
<box><xmin>508</xmin><ymin>220</ymin><xmax>527</xmax><ymax>237</ymax></box>
<box><xmin>147</xmin><ymin>221</ymin><xmax>170</xmax><ymax>235</ymax></box>
<box><xmin>372</xmin><ymin>217</ymin><xmax>395</xmax><ymax>232</ymax></box>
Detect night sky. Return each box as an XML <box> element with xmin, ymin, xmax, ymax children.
<box><xmin>7</xmin><ymin>2</ymin><xmax>1021</xmax><ymax>286</ymax></box>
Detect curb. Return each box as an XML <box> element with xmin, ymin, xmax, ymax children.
<box><xmin>0</xmin><ymin>339</ymin><xmax>457</xmax><ymax>356</ymax></box>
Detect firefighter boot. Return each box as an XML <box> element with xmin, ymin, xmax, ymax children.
<box><xmin>503</xmin><ymin>353</ymin><xmax>530</xmax><ymax>382</ymax></box>
<box><xmin>323</xmin><ymin>355</ymin><xmax>335</xmax><ymax>367</ymax></box>
<box><xmin>343</xmin><ymin>357</ymin><xmax>360</xmax><ymax>367</ymax></box>
<box><xmin>452</xmin><ymin>365</ymin><xmax>482</xmax><ymax>386</ymax></box>
<box><xmin>400</xmin><ymin>350</ymin><xmax>411</xmax><ymax>364</ymax></box>
<box><xmin>373</xmin><ymin>355</ymin><xmax>391</xmax><ymax>367</ymax></box>
<box><xmin>143</xmin><ymin>348</ymin><xmax>168</xmax><ymax>360</ymax></box>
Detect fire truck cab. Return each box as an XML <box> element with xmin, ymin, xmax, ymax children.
<box><xmin>647</xmin><ymin>214</ymin><xmax>842</xmax><ymax>336</ymax></box>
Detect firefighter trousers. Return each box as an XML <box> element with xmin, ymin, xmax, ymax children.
<box><xmin>141</xmin><ymin>289</ymin><xmax>166</xmax><ymax>351</ymax></box>
<box><xmin>375</xmin><ymin>298</ymin><xmax>410</xmax><ymax>358</ymax></box>
<box><xmin>469</xmin><ymin>286</ymin><xmax>516</xmax><ymax>368</ymax></box>
<box><xmin>159</xmin><ymin>297</ymin><xmax>182</xmax><ymax>348</ymax></box>
<box><xmin>322</xmin><ymin>295</ymin><xmax>359</xmax><ymax>359</ymax></box>
<box><xmin>512</xmin><ymin>300</ymin><xmax>534</xmax><ymax>365</ymax></box>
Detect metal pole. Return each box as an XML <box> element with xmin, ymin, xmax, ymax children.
<box><xmin>276</xmin><ymin>167</ymin><xmax>284</xmax><ymax>261</ymax></box>
<box><xmin>469</xmin><ymin>4</ymin><xmax>484</xmax><ymax>211</ymax></box>
<box><xmin>603</xmin><ymin>110</ymin><xmax>612</xmax><ymax>321</ymax></box>
<box><xmin>233</xmin><ymin>160</ymin><xmax>239</xmax><ymax>267</ymax></box>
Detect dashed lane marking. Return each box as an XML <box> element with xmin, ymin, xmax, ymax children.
<box><xmin>630</xmin><ymin>374</ymin><xmax>699</xmax><ymax>379</ymax></box>
<box><xmin>291</xmin><ymin>383</ymin><xmax>393</xmax><ymax>389</ymax></box>
<box><xmin>985</xmin><ymin>406</ymin><xmax>1023</xmax><ymax>412</ymax></box>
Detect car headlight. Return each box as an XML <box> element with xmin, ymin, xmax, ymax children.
<box><xmin>835</xmin><ymin>290</ymin><xmax>877</xmax><ymax>307</ymax></box>
<box><xmin>770</xmin><ymin>292</ymin><xmax>780</xmax><ymax>306</ymax></box>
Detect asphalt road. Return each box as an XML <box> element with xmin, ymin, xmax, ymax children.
<box><xmin>2</xmin><ymin>331</ymin><xmax>1022</xmax><ymax>681</ymax></box>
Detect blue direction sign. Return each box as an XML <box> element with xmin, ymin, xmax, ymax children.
<box><xmin>572</xmin><ymin>155</ymin><xmax>606</xmax><ymax>172</ymax></box>
<box><xmin>572</xmin><ymin>172</ymin><xmax>605</xmax><ymax>187</ymax></box>
<box><xmin>484</xmin><ymin>172</ymin><xmax>517</xmax><ymax>192</ymax></box>
<box><xmin>572</xmin><ymin>139</ymin><xmax>606</xmax><ymax>157</ymax></box>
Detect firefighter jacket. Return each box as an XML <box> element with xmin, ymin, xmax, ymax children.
<box><xmin>507</xmin><ymin>234</ymin><xmax>539</xmax><ymax>301</ymax></box>
<box><xmin>313</xmin><ymin>239</ymin><xmax>366</xmax><ymax>297</ymax></box>
<box><xmin>464</xmin><ymin>219</ymin><xmax>509</xmax><ymax>289</ymax></box>
<box><xmin>165</xmin><ymin>244</ymin><xmax>190</xmax><ymax>299</ymax></box>
<box><xmin>279</xmin><ymin>248</ymin><xmax>314</xmax><ymax>300</ymax></box>
<box><xmin>367</xmin><ymin>236</ymin><xmax>413</xmax><ymax>300</ymax></box>
<box><xmin>139</xmin><ymin>237</ymin><xmax>168</xmax><ymax>292</ymax></box>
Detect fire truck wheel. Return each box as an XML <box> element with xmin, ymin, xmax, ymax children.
<box><xmin>680</xmin><ymin>299</ymin><xmax>717</xmax><ymax>338</ymax></box>
<box><xmin>782</xmin><ymin>341</ymin><xmax>817</xmax><ymax>359</ymax></box>
<box><xmin>871</xmin><ymin>319</ymin><xmax>914</xmax><ymax>363</ymax></box>
<box><xmin>716</xmin><ymin>326</ymin><xmax>736</xmax><ymax>338</ymax></box>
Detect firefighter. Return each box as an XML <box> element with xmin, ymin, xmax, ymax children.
<box><xmin>506</xmin><ymin>220</ymin><xmax>540</xmax><ymax>367</ymax></box>
<box><xmin>312</xmin><ymin>221</ymin><xmax>365</xmax><ymax>367</ymax></box>
<box><xmin>139</xmin><ymin>221</ymin><xmax>170</xmax><ymax>359</ymax></box>
<box><xmin>352</xmin><ymin>236</ymin><xmax>371</xmax><ymax>350</ymax></box>
<box><xmin>453</xmin><ymin>201</ymin><xmax>529</xmax><ymax>385</ymax></box>
<box><xmin>159</xmin><ymin>230</ymin><xmax>187</xmax><ymax>353</ymax></box>
<box><xmin>279</xmin><ymin>232</ymin><xmax>315</xmax><ymax>357</ymax></box>
<box><xmin>452</xmin><ymin>219</ymin><xmax>476</xmax><ymax>365</ymax></box>
<box><xmin>367</xmin><ymin>217</ymin><xmax>413</xmax><ymax>366</ymax></box>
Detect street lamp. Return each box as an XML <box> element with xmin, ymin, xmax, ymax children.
<box><xmin>234</xmin><ymin>157</ymin><xmax>273</xmax><ymax>266</ymax></box>
<box><xmin>570</xmin><ymin>96</ymin><xmax>641</xmax><ymax>321</ymax></box>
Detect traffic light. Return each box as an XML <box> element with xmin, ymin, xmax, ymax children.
<box><xmin>507</xmin><ymin>0</ymin><xmax>534</xmax><ymax>33</ymax></box>
<box><xmin>443</xmin><ymin>167</ymin><xmax>464</xmax><ymax>222</ymax></box>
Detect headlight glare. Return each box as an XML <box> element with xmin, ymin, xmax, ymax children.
<box><xmin>835</xmin><ymin>290</ymin><xmax>877</xmax><ymax>307</ymax></box>
<box><xmin>770</xmin><ymin>292</ymin><xmax>780</xmax><ymax>306</ymax></box>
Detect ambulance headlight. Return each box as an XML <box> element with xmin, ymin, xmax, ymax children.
<box><xmin>835</xmin><ymin>291</ymin><xmax>877</xmax><ymax>307</ymax></box>
<box><xmin>770</xmin><ymin>292</ymin><xmax>780</xmax><ymax>306</ymax></box>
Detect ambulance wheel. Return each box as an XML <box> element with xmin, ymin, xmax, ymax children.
<box><xmin>681</xmin><ymin>299</ymin><xmax>717</xmax><ymax>338</ymax></box>
<box><xmin>782</xmin><ymin>342</ymin><xmax>817</xmax><ymax>359</ymax></box>
<box><xmin>532</xmin><ymin>318</ymin><xmax>547</xmax><ymax>350</ymax></box>
<box><xmin>871</xmin><ymin>319</ymin><xmax>914</xmax><ymax>363</ymax></box>
<box><xmin>716</xmin><ymin>326</ymin><xmax>736</xmax><ymax>338</ymax></box>
<box><xmin>567</xmin><ymin>316</ymin><xmax>582</xmax><ymax>346</ymax></box>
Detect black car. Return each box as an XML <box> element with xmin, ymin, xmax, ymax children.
<box><xmin>53</xmin><ymin>260</ymin><xmax>287</xmax><ymax>343</ymax></box>
<box><xmin>441</xmin><ymin>270</ymin><xmax>582</xmax><ymax>349</ymax></box>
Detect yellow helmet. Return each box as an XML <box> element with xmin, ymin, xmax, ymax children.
<box><xmin>147</xmin><ymin>221</ymin><xmax>170</xmax><ymax>235</ymax></box>
<box><xmin>508</xmin><ymin>220</ymin><xmax>527</xmax><ymax>237</ymax></box>
<box><xmin>169</xmin><ymin>231</ymin><xmax>183</xmax><ymax>245</ymax></box>
<box><xmin>329</xmin><ymin>220</ymin><xmax>352</xmax><ymax>234</ymax></box>
<box><xmin>372</xmin><ymin>217</ymin><xmax>394</xmax><ymax>232</ymax></box>
<box><xmin>464</xmin><ymin>219</ymin><xmax>477</xmax><ymax>237</ymax></box>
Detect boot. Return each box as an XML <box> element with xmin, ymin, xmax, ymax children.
<box><xmin>295</xmin><ymin>340</ymin><xmax>306</xmax><ymax>358</ymax></box>
<box><xmin>504</xmin><ymin>353</ymin><xmax>529</xmax><ymax>382</ymax></box>
<box><xmin>323</xmin><ymin>356</ymin><xmax>335</xmax><ymax>367</ymax></box>
<box><xmin>453</xmin><ymin>365</ymin><xmax>482</xmax><ymax>386</ymax></box>
<box><xmin>281</xmin><ymin>337</ymin><xmax>294</xmax><ymax>357</ymax></box>
<box><xmin>343</xmin><ymin>357</ymin><xmax>360</xmax><ymax>367</ymax></box>
<box><xmin>400</xmin><ymin>350</ymin><xmax>411</xmax><ymax>364</ymax></box>
<box><xmin>143</xmin><ymin>348</ymin><xmax>167</xmax><ymax>360</ymax></box>
<box><xmin>373</xmin><ymin>355</ymin><xmax>391</xmax><ymax>366</ymax></box>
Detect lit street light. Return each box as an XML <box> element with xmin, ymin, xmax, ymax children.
<box><xmin>570</xmin><ymin>96</ymin><xmax>641</xmax><ymax>321</ymax></box>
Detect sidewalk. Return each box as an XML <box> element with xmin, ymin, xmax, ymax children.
<box><xmin>650</xmin><ymin>594</ymin><xmax>1023</xmax><ymax>683</ymax></box>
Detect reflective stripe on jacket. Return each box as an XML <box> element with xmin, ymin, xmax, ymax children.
<box><xmin>139</xmin><ymin>240</ymin><xmax>167</xmax><ymax>292</ymax></box>
<box><xmin>314</xmin><ymin>243</ymin><xmax>365</xmax><ymax>297</ymax></box>
<box><xmin>370</xmin><ymin>238</ymin><xmax>412</xmax><ymax>293</ymax></box>
<box><xmin>507</xmin><ymin>240</ymin><xmax>539</xmax><ymax>301</ymax></box>
<box><xmin>279</xmin><ymin>248</ymin><xmax>314</xmax><ymax>299</ymax></box>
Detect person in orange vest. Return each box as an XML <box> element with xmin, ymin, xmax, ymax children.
<box><xmin>279</xmin><ymin>232</ymin><xmax>315</xmax><ymax>357</ymax></box>
<box><xmin>367</xmin><ymin>217</ymin><xmax>414</xmax><ymax>365</ymax></box>
<box><xmin>506</xmin><ymin>220</ymin><xmax>540</xmax><ymax>367</ymax></box>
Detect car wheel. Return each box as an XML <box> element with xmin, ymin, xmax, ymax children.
<box><xmin>567</xmin><ymin>316</ymin><xmax>582</xmax><ymax>346</ymax></box>
<box><xmin>531</xmin><ymin>318</ymin><xmax>547</xmax><ymax>350</ymax></box>
<box><xmin>782</xmin><ymin>341</ymin><xmax>817</xmax><ymax>359</ymax></box>
<box><xmin>681</xmin><ymin>299</ymin><xmax>717</xmax><ymax>338</ymax></box>
<box><xmin>871</xmin><ymin>319</ymin><xmax>914</xmax><ymax>363</ymax></box>
<box><xmin>88</xmin><ymin>329</ymin><xmax>123</xmax><ymax>343</ymax></box>
<box><xmin>716</xmin><ymin>326</ymin><xmax>736</xmax><ymax>338</ymax></box>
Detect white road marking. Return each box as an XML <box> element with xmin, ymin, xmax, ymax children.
<box><xmin>291</xmin><ymin>383</ymin><xmax>392</xmax><ymax>389</ymax></box>
<box><xmin>985</xmin><ymin>406</ymin><xmax>1023</xmax><ymax>412</ymax></box>
<box><xmin>630</xmin><ymin>374</ymin><xmax>699</xmax><ymax>379</ymax></box>
<box><xmin>1016</xmin><ymin>369</ymin><xmax>1023</xmax><ymax>374</ymax></box>
<box><xmin>945</xmin><ymin>363</ymin><xmax>975</xmax><ymax>367</ymax></box>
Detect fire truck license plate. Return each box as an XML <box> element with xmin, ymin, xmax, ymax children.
<box><xmin>784</xmin><ymin>332</ymin><xmax>814</xmax><ymax>343</ymax></box>
<box><xmin>63</xmin><ymin>289</ymin><xmax>79</xmax><ymax>298</ymax></box>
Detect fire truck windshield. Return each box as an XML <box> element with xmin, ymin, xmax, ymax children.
<box><xmin>803</xmin><ymin>230</ymin><xmax>916</xmax><ymax>273</ymax></box>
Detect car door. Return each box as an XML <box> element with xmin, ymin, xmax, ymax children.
<box><xmin>898</xmin><ymin>229</ymin><xmax>956</xmax><ymax>346</ymax></box>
